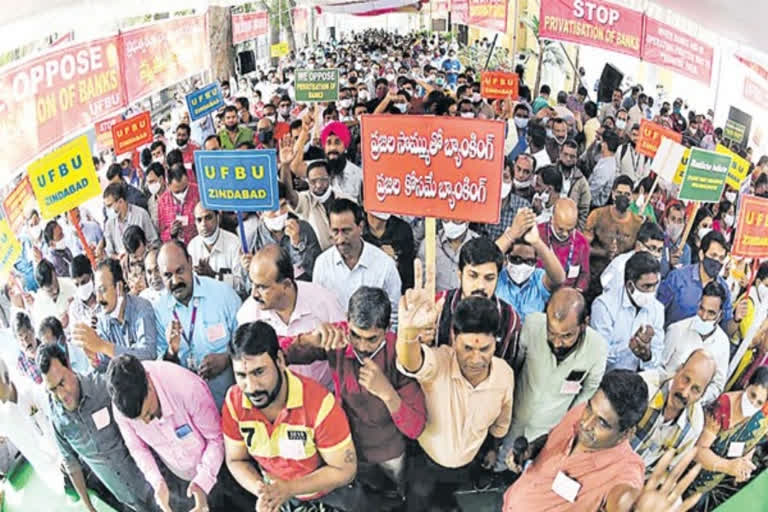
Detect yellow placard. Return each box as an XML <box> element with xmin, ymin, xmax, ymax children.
<box><xmin>28</xmin><ymin>135</ymin><xmax>101</xmax><ymax>220</ymax></box>
<box><xmin>270</xmin><ymin>41</ymin><xmax>290</xmax><ymax>58</ymax></box>
<box><xmin>673</xmin><ymin>148</ymin><xmax>690</xmax><ymax>186</ymax></box>
<box><xmin>0</xmin><ymin>219</ymin><xmax>21</xmax><ymax>278</ymax></box>
<box><xmin>716</xmin><ymin>144</ymin><xmax>750</xmax><ymax>189</ymax></box>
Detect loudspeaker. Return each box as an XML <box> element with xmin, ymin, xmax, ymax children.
<box><xmin>238</xmin><ymin>51</ymin><xmax>256</xmax><ymax>75</ymax></box>
<box><xmin>598</xmin><ymin>64</ymin><xmax>623</xmax><ymax>103</ymax></box>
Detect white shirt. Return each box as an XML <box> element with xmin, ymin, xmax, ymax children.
<box><xmin>529</xmin><ymin>148</ymin><xmax>552</xmax><ymax>169</ymax></box>
<box><xmin>187</xmin><ymin>229</ymin><xmax>244</xmax><ymax>294</ymax></box>
<box><xmin>32</xmin><ymin>278</ymin><xmax>77</xmax><ymax>331</ymax></box>
<box><xmin>312</xmin><ymin>241</ymin><xmax>402</xmax><ymax>328</ymax></box>
<box><xmin>662</xmin><ymin>317</ymin><xmax>730</xmax><ymax>405</ymax></box>
<box><xmin>600</xmin><ymin>250</ymin><xmax>635</xmax><ymax>294</ymax></box>
<box><xmin>333</xmin><ymin>159</ymin><xmax>363</xmax><ymax>205</ymax></box>
<box><xmin>0</xmin><ymin>376</ymin><xmax>64</xmax><ymax>491</ymax></box>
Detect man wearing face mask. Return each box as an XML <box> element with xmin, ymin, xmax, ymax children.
<box><xmin>670</xmin><ymin>98</ymin><xmax>688</xmax><ymax>133</ymax></box>
<box><xmin>531</xmin><ymin>165</ymin><xmax>563</xmax><ymax>224</ymax></box>
<box><xmin>497</xmin><ymin>287</ymin><xmax>607</xmax><ymax>470</ymax></box>
<box><xmin>255</xmin><ymin>117</ymin><xmax>276</xmax><ymax>150</ymax></box>
<box><xmin>659</xmin><ymin>201</ymin><xmax>692</xmax><ymax>278</ymax></box>
<box><xmin>495</xmin><ymin>208</ymin><xmax>566</xmax><ymax>321</ymax></box>
<box><xmin>282</xmin><ymin>160</ymin><xmax>336</xmax><ymax>250</ymax></box>
<box><xmin>592</xmin><ymin>252</ymin><xmax>665</xmax><ymax>372</ymax></box>
<box><xmin>478</xmin><ymin>157</ymin><xmax>532</xmax><ymax>242</ymax></box>
<box><xmin>157</xmin><ymin>164</ymin><xmax>200</xmax><ymax>244</ymax></box>
<box><xmin>144</xmin><ymin>162</ymin><xmax>166</xmax><ymax>229</ymax></box>
<box><xmin>42</xmin><ymin>220</ymin><xmax>74</xmax><ymax>278</ymax></box>
<box><xmin>557</xmin><ymin>140</ymin><xmax>591</xmax><ymax>229</ymax></box>
<box><xmin>663</xmin><ymin>282</ymin><xmax>731</xmax><ymax>404</ymax></box>
<box><xmin>507</xmin><ymin>104</ymin><xmax>531</xmax><ymax>161</ymax></box>
<box><xmin>102</xmin><ymin>183</ymin><xmax>158</xmax><ymax>257</ymax></box>
<box><xmin>537</xmin><ymin>198</ymin><xmax>590</xmax><ymax>292</ymax></box>
<box><xmin>250</xmin><ymin>183</ymin><xmax>321</xmax><ymax>281</ymax></box>
<box><xmin>70</xmin><ymin>258</ymin><xmax>160</xmax><ymax>374</ymax></box>
<box><xmin>616</xmin><ymin>124</ymin><xmax>648</xmax><ymax>182</ymax></box>
<box><xmin>68</xmin><ymin>255</ymin><xmax>101</xmax><ymax>354</ymax></box>
<box><xmin>218</xmin><ymin>105</ymin><xmax>254</xmax><ymax>150</ymax></box>
<box><xmin>657</xmin><ymin>231</ymin><xmax>742</xmax><ymax>339</ymax></box>
<box><xmin>188</xmin><ymin>202</ymin><xmax>244</xmax><ymax>295</ymax></box>
<box><xmin>418</xmin><ymin>219</ymin><xmax>479</xmax><ymax>292</ymax></box>
<box><xmin>363</xmin><ymin>210</ymin><xmax>415</xmax><ymax>292</ymax></box>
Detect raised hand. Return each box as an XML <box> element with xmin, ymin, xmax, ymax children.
<box><xmin>399</xmin><ymin>259</ymin><xmax>442</xmax><ymax>336</ymax></box>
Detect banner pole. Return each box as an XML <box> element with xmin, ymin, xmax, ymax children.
<box><xmin>237</xmin><ymin>211</ymin><xmax>249</xmax><ymax>253</ymax></box>
<box><xmin>424</xmin><ymin>217</ymin><xmax>436</xmax><ymax>300</ymax></box>
<box><xmin>68</xmin><ymin>209</ymin><xmax>96</xmax><ymax>267</ymax></box>
<box><xmin>680</xmin><ymin>201</ymin><xmax>700</xmax><ymax>248</ymax></box>
<box><xmin>484</xmin><ymin>33</ymin><xmax>499</xmax><ymax>70</ymax></box>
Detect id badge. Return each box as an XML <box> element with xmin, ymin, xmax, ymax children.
<box><xmin>567</xmin><ymin>265</ymin><xmax>580</xmax><ymax>279</ymax></box>
<box><xmin>728</xmin><ymin>442</ymin><xmax>745</xmax><ymax>458</ymax></box>
<box><xmin>552</xmin><ymin>471</ymin><xmax>581</xmax><ymax>503</ymax></box>
<box><xmin>560</xmin><ymin>380</ymin><xmax>582</xmax><ymax>395</ymax></box>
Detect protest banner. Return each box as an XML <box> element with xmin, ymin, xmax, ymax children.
<box><xmin>636</xmin><ymin>119</ymin><xmax>683</xmax><ymax>158</ymax></box>
<box><xmin>732</xmin><ymin>195</ymin><xmax>768</xmax><ymax>259</ymax></box>
<box><xmin>452</xmin><ymin>0</ymin><xmax>469</xmax><ymax>24</ymax></box>
<box><xmin>677</xmin><ymin>147</ymin><xmax>731</xmax><ymax>203</ymax></box>
<box><xmin>27</xmin><ymin>135</ymin><xmax>101</xmax><ymax>220</ymax></box>
<box><xmin>539</xmin><ymin>0</ymin><xmax>643</xmax><ymax>58</ymax></box>
<box><xmin>232</xmin><ymin>11</ymin><xmax>269</xmax><ymax>45</ymax></box>
<box><xmin>715</xmin><ymin>144</ymin><xmax>750</xmax><ymax>190</ymax></box>
<box><xmin>186</xmin><ymin>82</ymin><xmax>224</xmax><ymax>121</ymax></box>
<box><xmin>295</xmin><ymin>69</ymin><xmax>339</xmax><ymax>102</ymax></box>
<box><xmin>271</xmin><ymin>42</ymin><xmax>290</xmax><ymax>58</ymax></box>
<box><xmin>0</xmin><ymin>219</ymin><xmax>22</xmax><ymax>278</ymax></box>
<box><xmin>641</xmin><ymin>18</ymin><xmax>713</xmax><ymax>85</ymax></box>
<box><xmin>724</xmin><ymin>106</ymin><xmax>752</xmax><ymax>147</ymax></box>
<box><xmin>292</xmin><ymin>8</ymin><xmax>309</xmax><ymax>34</ymax></box>
<box><xmin>480</xmin><ymin>71</ymin><xmax>519</xmax><ymax>100</ymax></box>
<box><xmin>2</xmin><ymin>176</ymin><xmax>36</xmax><ymax>234</ymax></box>
<box><xmin>361</xmin><ymin>115</ymin><xmax>504</xmax><ymax>223</ymax></box>
<box><xmin>744</xmin><ymin>77</ymin><xmax>768</xmax><ymax>111</ymax></box>
<box><xmin>94</xmin><ymin>114</ymin><xmax>122</xmax><ymax>151</ymax></box>
<box><xmin>0</xmin><ymin>36</ymin><xmax>125</xmax><ymax>176</ymax></box>
<box><xmin>467</xmin><ymin>0</ymin><xmax>509</xmax><ymax>32</ymax></box>
<box><xmin>120</xmin><ymin>15</ymin><xmax>209</xmax><ymax>102</ymax></box>
<box><xmin>111</xmin><ymin>111</ymin><xmax>152</xmax><ymax>155</ymax></box>
<box><xmin>650</xmin><ymin>138</ymin><xmax>686</xmax><ymax>183</ymax></box>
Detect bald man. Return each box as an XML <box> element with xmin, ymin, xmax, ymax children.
<box><xmin>187</xmin><ymin>202</ymin><xmax>245</xmax><ymax>296</ymax></box>
<box><xmin>536</xmin><ymin>198</ymin><xmax>591</xmax><ymax>292</ymax></box>
<box><xmin>633</xmin><ymin>349</ymin><xmax>716</xmax><ymax>471</ymax></box>
<box><xmin>496</xmin><ymin>287</ymin><xmax>608</xmax><ymax>471</ymax></box>
<box><xmin>235</xmin><ymin>244</ymin><xmax>344</xmax><ymax>390</ymax></box>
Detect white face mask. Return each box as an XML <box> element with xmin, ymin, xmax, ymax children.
<box><xmin>313</xmin><ymin>186</ymin><xmax>333</xmax><ymax>203</ymax></box>
<box><xmin>692</xmin><ymin>314</ymin><xmax>716</xmax><ymax>336</ymax></box>
<box><xmin>513</xmin><ymin>178</ymin><xmax>533</xmax><ymax>189</ymax></box>
<box><xmin>106</xmin><ymin>207</ymin><xmax>118</xmax><ymax>220</ymax></box>
<box><xmin>472</xmin><ymin>92</ymin><xmax>481</xmax><ymax>103</ymax></box>
<box><xmin>698</xmin><ymin>227</ymin><xmax>712</xmax><ymax>240</ymax></box>
<box><xmin>371</xmin><ymin>212</ymin><xmax>391</xmax><ymax>221</ymax></box>
<box><xmin>460</xmin><ymin>112</ymin><xmax>475</xmax><ymax>119</ymax></box>
<box><xmin>77</xmin><ymin>279</ymin><xmax>94</xmax><ymax>302</ymax></box>
<box><xmin>507</xmin><ymin>262</ymin><xmax>536</xmax><ymax>285</ymax></box>
<box><xmin>394</xmin><ymin>103</ymin><xmax>408</xmax><ymax>113</ymax></box>
<box><xmin>741</xmin><ymin>389</ymin><xmax>761</xmax><ymax>417</ymax></box>
<box><xmin>666</xmin><ymin>222</ymin><xmax>683</xmax><ymax>241</ymax></box>
<box><xmin>358</xmin><ymin>90</ymin><xmax>369</xmax><ymax>101</ymax></box>
<box><xmin>147</xmin><ymin>182</ymin><xmax>162</xmax><ymax>196</ymax></box>
<box><xmin>443</xmin><ymin>221</ymin><xmax>468</xmax><ymax>240</ymax></box>
<box><xmin>263</xmin><ymin>212</ymin><xmax>288</xmax><ymax>232</ymax></box>
<box><xmin>202</xmin><ymin>226</ymin><xmax>220</xmax><ymax>246</ymax></box>
<box><xmin>339</xmin><ymin>99</ymin><xmax>352</xmax><ymax>109</ymax></box>
<box><xmin>629</xmin><ymin>283</ymin><xmax>655</xmax><ymax>308</ymax></box>
<box><xmin>501</xmin><ymin>182</ymin><xmax>512</xmax><ymax>199</ymax></box>
<box><xmin>725</xmin><ymin>191</ymin><xmax>737</xmax><ymax>203</ymax></box>
<box><xmin>534</xmin><ymin>191</ymin><xmax>551</xmax><ymax>206</ymax></box>
<box><xmin>616</xmin><ymin>119</ymin><xmax>627</xmax><ymax>131</ymax></box>
<box><xmin>724</xmin><ymin>214</ymin><xmax>735</xmax><ymax>227</ymax></box>
<box><xmin>514</xmin><ymin>117</ymin><xmax>529</xmax><ymax>129</ymax></box>
<box><xmin>28</xmin><ymin>223</ymin><xmax>42</xmax><ymax>240</ymax></box>
<box><xmin>172</xmin><ymin>188</ymin><xmax>188</xmax><ymax>203</ymax></box>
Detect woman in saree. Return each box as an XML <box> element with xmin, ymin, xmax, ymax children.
<box><xmin>689</xmin><ymin>366</ymin><xmax>768</xmax><ymax>510</ymax></box>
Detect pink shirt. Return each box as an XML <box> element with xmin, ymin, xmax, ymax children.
<box><xmin>112</xmin><ymin>361</ymin><xmax>224</xmax><ymax>494</ymax></box>
<box><xmin>236</xmin><ymin>281</ymin><xmax>344</xmax><ymax>389</ymax></box>
<box><xmin>157</xmin><ymin>182</ymin><xmax>200</xmax><ymax>244</ymax></box>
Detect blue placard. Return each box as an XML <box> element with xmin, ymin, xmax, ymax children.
<box><xmin>185</xmin><ymin>82</ymin><xmax>224</xmax><ymax>121</ymax></box>
<box><xmin>194</xmin><ymin>150</ymin><xmax>279</xmax><ymax>212</ymax></box>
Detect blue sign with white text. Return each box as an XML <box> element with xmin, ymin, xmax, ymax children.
<box><xmin>194</xmin><ymin>150</ymin><xmax>279</xmax><ymax>212</ymax></box>
<box><xmin>186</xmin><ymin>82</ymin><xmax>224</xmax><ymax>121</ymax></box>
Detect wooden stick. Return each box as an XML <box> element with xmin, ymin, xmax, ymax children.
<box><xmin>68</xmin><ymin>209</ymin><xmax>96</xmax><ymax>267</ymax></box>
<box><xmin>424</xmin><ymin>217</ymin><xmax>436</xmax><ymax>299</ymax></box>
<box><xmin>680</xmin><ymin>201</ymin><xmax>700</xmax><ymax>248</ymax></box>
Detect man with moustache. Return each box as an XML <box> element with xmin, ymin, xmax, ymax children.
<box><xmin>283</xmin><ymin>160</ymin><xmax>342</xmax><ymax>251</ymax></box>
<box><xmin>221</xmin><ymin>321</ymin><xmax>363</xmax><ymax>511</ymax></box>
<box><xmin>140</xmin><ymin>247</ymin><xmax>166</xmax><ymax>305</ymax></box>
<box><xmin>154</xmin><ymin>241</ymin><xmax>242</xmax><ymax>409</ymax></box>
<box><xmin>69</xmin><ymin>258</ymin><xmax>159</xmax><ymax>374</ymax></box>
<box><xmin>218</xmin><ymin>105</ymin><xmax>255</xmax><ymax>150</ymax></box>
<box><xmin>496</xmin><ymin>287</ymin><xmax>607</xmax><ymax>471</ymax></box>
<box><xmin>432</xmin><ymin>237</ymin><xmax>523</xmax><ymax>372</ymax></box>
<box><xmin>632</xmin><ymin>349</ymin><xmax>715</xmax><ymax>471</ymax></box>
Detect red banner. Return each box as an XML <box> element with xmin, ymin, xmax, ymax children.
<box><xmin>732</xmin><ymin>195</ymin><xmax>768</xmax><ymax>259</ymax></box>
<box><xmin>361</xmin><ymin>115</ymin><xmax>504</xmax><ymax>224</ymax></box>
<box><xmin>94</xmin><ymin>113</ymin><xmax>122</xmax><ymax>151</ymax></box>
<box><xmin>452</xmin><ymin>0</ymin><xmax>469</xmax><ymax>24</ymax></box>
<box><xmin>112</xmin><ymin>111</ymin><xmax>152</xmax><ymax>155</ymax></box>
<box><xmin>292</xmin><ymin>8</ymin><xmax>309</xmax><ymax>34</ymax></box>
<box><xmin>744</xmin><ymin>77</ymin><xmax>768</xmax><ymax>111</ymax></box>
<box><xmin>120</xmin><ymin>16</ymin><xmax>209</xmax><ymax>103</ymax></box>
<box><xmin>636</xmin><ymin>119</ymin><xmax>683</xmax><ymax>158</ymax></box>
<box><xmin>539</xmin><ymin>0</ymin><xmax>642</xmax><ymax>58</ymax></box>
<box><xmin>2</xmin><ymin>177</ymin><xmax>36</xmax><ymax>235</ymax></box>
<box><xmin>480</xmin><ymin>71</ymin><xmax>519</xmax><ymax>100</ymax></box>
<box><xmin>0</xmin><ymin>36</ymin><xmax>125</xmax><ymax>175</ymax></box>
<box><xmin>232</xmin><ymin>12</ymin><xmax>270</xmax><ymax>45</ymax></box>
<box><xmin>467</xmin><ymin>0</ymin><xmax>508</xmax><ymax>32</ymax></box>
<box><xmin>641</xmin><ymin>18</ymin><xmax>713</xmax><ymax>85</ymax></box>
<box><xmin>735</xmin><ymin>55</ymin><xmax>768</xmax><ymax>84</ymax></box>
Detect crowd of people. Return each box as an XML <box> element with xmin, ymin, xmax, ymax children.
<box><xmin>2</xmin><ymin>28</ymin><xmax>768</xmax><ymax>512</ymax></box>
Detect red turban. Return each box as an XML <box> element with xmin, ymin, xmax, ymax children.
<box><xmin>320</xmin><ymin>121</ymin><xmax>351</xmax><ymax>149</ymax></box>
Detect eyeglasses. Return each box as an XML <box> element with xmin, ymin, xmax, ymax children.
<box><xmin>508</xmin><ymin>254</ymin><xmax>537</xmax><ymax>266</ymax></box>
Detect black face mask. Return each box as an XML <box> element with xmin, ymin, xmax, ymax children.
<box><xmin>702</xmin><ymin>257</ymin><xmax>722</xmax><ymax>279</ymax></box>
<box><xmin>560</xmin><ymin>162</ymin><xmax>575</xmax><ymax>172</ymax></box>
<box><xmin>326</xmin><ymin>153</ymin><xmax>347</xmax><ymax>176</ymax></box>
<box><xmin>614</xmin><ymin>195</ymin><xmax>630</xmax><ymax>213</ymax></box>
<box><xmin>258</xmin><ymin>130</ymin><xmax>274</xmax><ymax>144</ymax></box>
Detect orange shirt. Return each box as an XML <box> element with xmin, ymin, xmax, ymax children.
<box><xmin>221</xmin><ymin>370</ymin><xmax>352</xmax><ymax>499</ymax></box>
<box><xmin>503</xmin><ymin>403</ymin><xmax>644</xmax><ymax>512</ymax></box>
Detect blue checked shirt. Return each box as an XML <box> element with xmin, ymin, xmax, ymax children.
<box><xmin>478</xmin><ymin>193</ymin><xmax>531</xmax><ymax>242</ymax></box>
<box><xmin>94</xmin><ymin>294</ymin><xmax>161</xmax><ymax>373</ymax></box>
